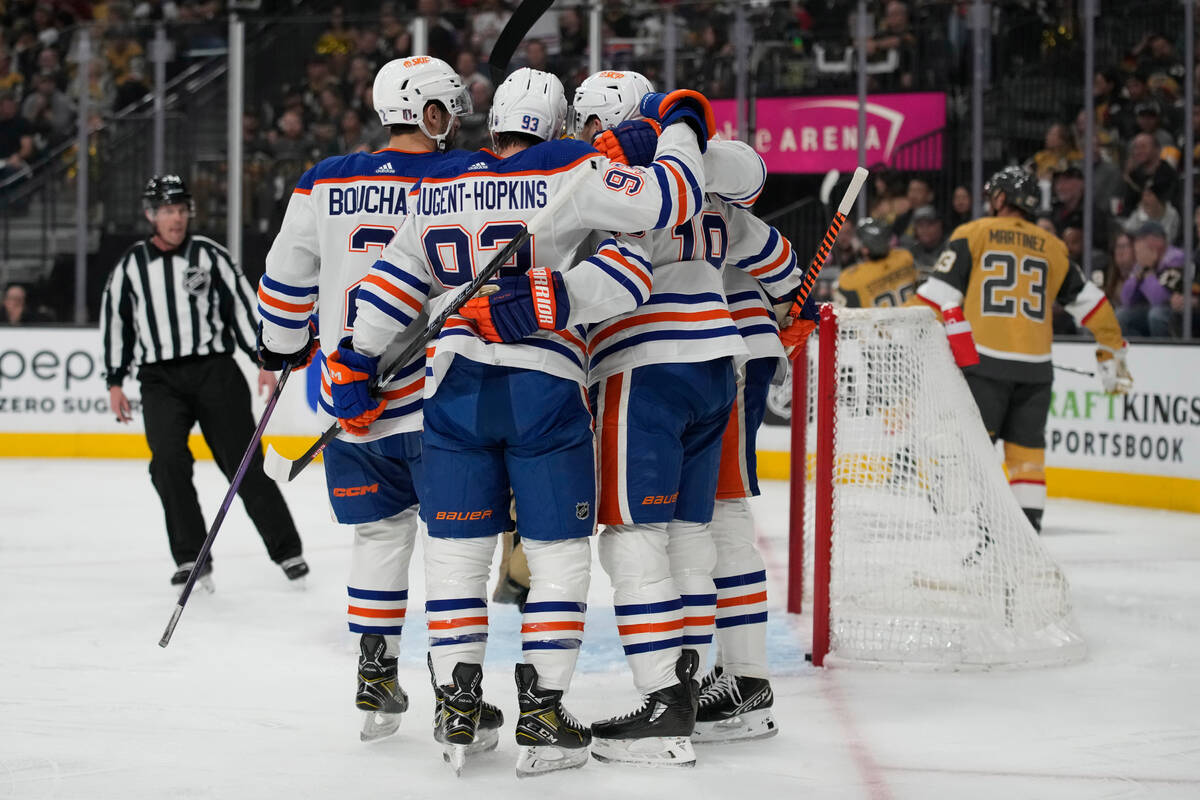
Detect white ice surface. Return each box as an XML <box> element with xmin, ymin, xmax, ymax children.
<box><xmin>1</xmin><ymin>459</ymin><xmax>1198</xmax><ymax>799</ymax></box>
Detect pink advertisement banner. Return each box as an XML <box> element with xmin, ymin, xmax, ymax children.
<box><xmin>710</xmin><ymin>93</ymin><xmax>946</xmax><ymax>174</ymax></box>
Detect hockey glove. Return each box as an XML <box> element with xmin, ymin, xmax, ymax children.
<box><xmin>941</xmin><ymin>306</ymin><xmax>980</xmax><ymax>368</ymax></box>
<box><xmin>257</xmin><ymin>318</ymin><xmax>318</xmax><ymax>371</ymax></box>
<box><xmin>327</xmin><ymin>338</ymin><xmax>385</xmax><ymax>436</ymax></box>
<box><xmin>1096</xmin><ymin>343</ymin><xmax>1133</xmax><ymax>394</ymax></box>
<box><xmin>778</xmin><ymin>293</ymin><xmax>819</xmax><ymax>359</ymax></box>
<box><xmin>459</xmin><ymin>268</ymin><xmax>571</xmax><ymax>343</ymax></box>
<box><xmin>638</xmin><ymin>90</ymin><xmax>715</xmax><ymax>152</ymax></box>
<box><xmin>593</xmin><ymin>119</ymin><xmax>661</xmax><ymax>167</ymax></box>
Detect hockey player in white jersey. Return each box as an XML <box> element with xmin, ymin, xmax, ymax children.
<box><xmin>334</xmin><ymin>68</ymin><xmax>712</xmax><ymax>776</ymax></box>
<box><xmin>559</xmin><ymin>70</ymin><xmax>800</xmax><ymax>766</ymax></box>
<box><xmin>256</xmin><ymin>56</ymin><xmax>502</xmax><ymax>748</ymax></box>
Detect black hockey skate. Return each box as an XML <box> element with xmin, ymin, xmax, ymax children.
<box><xmin>356</xmin><ymin>634</ymin><xmax>408</xmax><ymax>742</ymax></box>
<box><xmin>278</xmin><ymin>556</ymin><xmax>309</xmax><ymax>583</ymax></box>
<box><xmin>590</xmin><ymin>649</ymin><xmax>699</xmax><ymax>768</ymax></box>
<box><xmin>170</xmin><ymin>560</ymin><xmax>213</xmax><ymax>595</ymax></box>
<box><xmin>693</xmin><ymin>673</ymin><xmax>778</xmax><ymax>744</ymax></box>
<box><xmin>513</xmin><ymin>663</ymin><xmax>591</xmax><ymax>778</ymax></box>
<box><xmin>427</xmin><ymin>655</ymin><xmax>503</xmax><ymax>776</ymax></box>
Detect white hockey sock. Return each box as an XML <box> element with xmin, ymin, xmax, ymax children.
<box><xmin>667</xmin><ymin>518</ymin><xmax>717</xmax><ymax>672</ymax></box>
<box><xmin>423</xmin><ymin>533</ymin><xmax>496</xmax><ymax>686</ymax></box>
<box><xmin>599</xmin><ymin>523</ymin><xmax>682</xmax><ymax>694</ymax></box>
<box><xmin>520</xmin><ymin>537</ymin><xmax>591</xmax><ymax>691</ymax></box>
<box><xmin>348</xmin><ymin>507</ymin><xmax>419</xmax><ymax>657</ymax></box>
<box><xmin>709</xmin><ymin>498</ymin><xmax>769</xmax><ymax>679</ymax></box>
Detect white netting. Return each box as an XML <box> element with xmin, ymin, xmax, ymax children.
<box><xmin>804</xmin><ymin>306</ymin><xmax>1084</xmax><ymax>669</ymax></box>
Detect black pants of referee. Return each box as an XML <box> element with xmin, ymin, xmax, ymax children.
<box><xmin>138</xmin><ymin>354</ymin><xmax>303</xmax><ymax>567</ymax></box>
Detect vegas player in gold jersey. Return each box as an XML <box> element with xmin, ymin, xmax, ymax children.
<box><xmin>916</xmin><ymin>166</ymin><xmax>1131</xmax><ymax>531</ymax></box>
<box><xmin>835</xmin><ymin>217</ymin><xmax>919</xmax><ymax>308</ymax></box>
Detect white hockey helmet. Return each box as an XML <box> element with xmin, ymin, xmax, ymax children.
<box><xmin>569</xmin><ymin>69</ymin><xmax>655</xmax><ymax>137</ymax></box>
<box><xmin>489</xmin><ymin>67</ymin><xmax>568</xmax><ymax>142</ymax></box>
<box><xmin>373</xmin><ymin>55</ymin><xmax>472</xmax><ymax>150</ymax></box>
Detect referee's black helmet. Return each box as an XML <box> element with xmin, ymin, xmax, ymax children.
<box><xmin>142</xmin><ymin>174</ymin><xmax>193</xmax><ymax>213</ymax></box>
<box><xmin>984</xmin><ymin>166</ymin><xmax>1039</xmax><ymax>219</ymax></box>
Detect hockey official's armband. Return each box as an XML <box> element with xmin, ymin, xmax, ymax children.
<box><xmin>593</xmin><ymin>119</ymin><xmax>661</xmax><ymax>167</ymax></box>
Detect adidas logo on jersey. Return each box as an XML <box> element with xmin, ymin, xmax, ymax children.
<box><xmin>468</xmin><ymin>161</ymin><xmax>489</xmax><ymax>171</ymax></box>
<box><xmin>375</xmin><ymin>162</ymin><xmax>396</xmax><ymax>174</ymax></box>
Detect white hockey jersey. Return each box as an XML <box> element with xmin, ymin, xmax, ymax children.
<box><xmin>584</xmin><ymin>139</ymin><xmax>797</xmax><ymax>384</ymax></box>
<box><xmin>350</xmin><ymin>124</ymin><xmax>705</xmax><ymax>393</ymax></box>
<box><xmin>258</xmin><ymin>148</ymin><xmax>450</xmax><ymax>441</ymax></box>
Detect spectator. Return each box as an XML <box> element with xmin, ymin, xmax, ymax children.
<box><xmin>456</xmin><ymin>50</ymin><xmax>488</xmax><ymax>92</ymax></box>
<box><xmin>868</xmin><ymin>168</ymin><xmax>909</xmax><ymax>228</ymax></box>
<box><xmin>2</xmin><ymin>282</ymin><xmax>52</xmax><ymax>324</ymax></box>
<box><xmin>0</xmin><ymin>90</ymin><xmax>34</xmax><ymax>187</ymax></box>
<box><xmin>1134</xmin><ymin>102</ymin><xmax>1174</xmax><ymax>150</ymax></box>
<box><xmin>336</xmin><ymin>107</ymin><xmax>372</xmax><ymax>154</ymax></box>
<box><xmin>470</xmin><ymin>0</ymin><xmax>511</xmax><ymax>56</ymax></box>
<box><xmin>1122</xmin><ymin>132</ymin><xmax>1177</xmax><ymax>217</ymax></box>
<box><xmin>891</xmin><ymin>176</ymin><xmax>933</xmax><ymax>239</ymax></box>
<box><xmin>949</xmin><ymin>184</ymin><xmax>973</xmax><ymax>228</ymax></box>
<box><xmin>0</xmin><ymin>47</ymin><xmax>25</xmax><ymax>100</ymax></box>
<box><xmin>1075</xmin><ymin>106</ymin><xmax>1120</xmax><ymax>168</ymax></box>
<box><xmin>519</xmin><ymin>39</ymin><xmax>552</xmax><ymax>73</ymax></box>
<box><xmin>1103</xmin><ymin>231</ymin><xmax>1135</xmax><ymax>306</ymax></box>
<box><xmin>559</xmin><ymin>7</ymin><xmax>587</xmax><ymax>61</ymax></box>
<box><xmin>344</xmin><ymin>55</ymin><xmax>375</xmax><ymax>116</ymax></box>
<box><xmin>318</xmin><ymin>86</ymin><xmax>346</xmax><ymax>125</ymax></box>
<box><xmin>1174</xmin><ymin>206</ymin><xmax>1200</xmax><ymax>337</ymax></box>
<box><xmin>316</xmin><ymin>5</ymin><xmax>356</xmax><ymax>58</ymax></box>
<box><xmin>1112</xmin><ymin>70</ymin><xmax>1154</xmax><ymax>141</ymax></box>
<box><xmin>1050</xmin><ymin>164</ymin><xmax>1109</xmax><ymax>254</ymax></box>
<box><xmin>1122</xmin><ymin>180</ymin><xmax>1181</xmax><ymax>244</ymax></box>
<box><xmin>298</xmin><ymin>55</ymin><xmax>340</xmax><ymax>123</ymax></box>
<box><xmin>1034</xmin><ymin>212</ymin><xmax>1057</xmax><ymax>236</ymax></box>
<box><xmin>1132</xmin><ymin>32</ymin><xmax>1186</xmax><ymax>97</ymax></box>
<box><xmin>352</xmin><ymin>28</ymin><xmax>389</xmax><ymax>75</ymax></box>
<box><xmin>104</xmin><ymin>25</ymin><xmax>145</xmax><ymax>85</ymax></box>
<box><xmin>113</xmin><ymin>60</ymin><xmax>151</xmax><ymax>111</ymax></box>
<box><xmin>456</xmin><ymin>80</ymin><xmax>493</xmax><ymax>151</ymax></box>
<box><xmin>867</xmin><ymin>0</ymin><xmax>917</xmax><ymax>90</ymax></box>
<box><xmin>22</xmin><ymin>69</ymin><xmax>73</xmax><ymax>142</ymax></box>
<box><xmin>413</xmin><ymin>0</ymin><xmax>460</xmax><ymax>64</ymax></box>
<box><xmin>1117</xmin><ymin>221</ymin><xmax>1184</xmax><ymax>337</ymax></box>
<box><xmin>1027</xmin><ymin>123</ymin><xmax>1081</xmax><ymax>180</ymax></box>
<box><xmin>900</xmin><ymin>205</ymin><xmax>945</xmax><ymax>279</ymax></box>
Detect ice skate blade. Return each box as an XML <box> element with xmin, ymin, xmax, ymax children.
<box><xmin>443</xmin><ymin>743</ymin><xmax>469</xmax><ymax>777</ymax></box>
<box><xmin>693</xmin><ymin>709</ymin><xmax>779</xmax><ymax>744</ymax></box>
<box><xmin>590</xmin><ymin>735</ymin><xmax>695</xmax><ymax>768</ymax></box>
<box><xmin>360</xmin><ymin>710</ymin><xmax>401</xmax><ymax>742</ymax></box>
<box><xmin>515</xmin><ymin>745</ymin><xmax>590</xmax><ymax>778</ymax></box>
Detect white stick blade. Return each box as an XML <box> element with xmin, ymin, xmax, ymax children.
<box><xmin>262</xmin><ymin>443</ymin><xmax>294</xmax><ymax>484</ymax></box>
<box><xmin>838</xmin><ymin>167</ymin><xmax>870</xmax><ymax>216</ymax></box>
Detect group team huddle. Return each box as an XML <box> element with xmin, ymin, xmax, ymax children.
<box><xmin>255</xmin><ymin>56</ymin><xmax>815</xmax><ymax>777</ymax></box>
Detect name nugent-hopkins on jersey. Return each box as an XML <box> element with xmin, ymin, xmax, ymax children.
<box><xmin>349</xmin><ymin>125</ymin><xmax>707</xmax><ymax>393</ymax></box>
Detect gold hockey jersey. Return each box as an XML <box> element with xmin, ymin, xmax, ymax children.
<box><xmin>916</xmin><ymin>214</ymin><xmax>1120</xmax><ymax>382</ymax></box>
<box><xmin>836</xmin><ymin>249</ymin><xmax>918</xmax><ymax>308</ymax></box>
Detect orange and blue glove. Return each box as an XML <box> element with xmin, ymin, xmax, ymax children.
<box><xmin>257</xmin><ymin>317</ymin><xmax>318</xmax><ymax>371</ymax></box>
<box><xmin>779</xmin><ymin>294</ymin><xmax>818</xmax><ymax>359</ymax></box>
<box><xmin>593</xmin><ymin>119</ymin><xmax>661</xmax><ymax>166</ymax></box>
<box><xmin>327</xmin><ymin>337</ymin><xmax>385</xmax><ymax>436</ymax></box>
<box><xmin>638</xmin><ymin>90</ymin><xmax>715</xmax><ymax>152</ymax></box>
<box><xmin>459</xmin><ymin>268</ymin><xmax>571</xmax><ymax>343</ymax></box>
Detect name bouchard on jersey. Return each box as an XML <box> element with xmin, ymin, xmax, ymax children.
<box><xmin>416</xmin><ymin>179</ymin><xmax>549</xmax><ymax>216</ymax></box>
<box><xmin>328</xmin><ymin>185</ymin><xmax>408</xmax><ymax>216</ymax></box>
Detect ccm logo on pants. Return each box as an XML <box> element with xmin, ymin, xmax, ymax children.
<box><xmin>333</xmin><ymin>484</ymin><xmax>379</xmax><ymax>497</ymax></box>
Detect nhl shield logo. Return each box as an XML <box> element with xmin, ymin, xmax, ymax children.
<box><xmin>182</xmin><ymin>264</ymin><xmax>211</xmax><ymax>297</ymax></box>
<box><xmin>575</xmin><ymin>502</ymin><xmax>590</xmax><ymax>520</ymax></box>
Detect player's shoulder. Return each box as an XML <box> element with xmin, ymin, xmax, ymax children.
<box><xmin>949</xmin><ymin>217</ymin><xmax>988</xmax><ymax>242</ymax></box>
<box><xmin>188</xmin><ymin>234</ymin><xmax>232</xmax><ymax>258</ymax></box>
<box><xmin>300</xmin><ymin>149</ymin><xmax>448</xmax><ymax>189</ymax></box>
<box><xmin>888</xmin><ymin>248</ymin><xmax>914</xmax><ymax>268</ymax></box>
<box><xmin>491</xmin><ymin>138</ymin><xmax>598</xmax><ymax>175</ymax></box>
<box><xmin>418</xmin><ymin>148</ymin><xmax>500</xmax><ymax>182</ymax></box>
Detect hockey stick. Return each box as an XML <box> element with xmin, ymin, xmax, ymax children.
<box><xmin>1054</xmin><ymin>363</ymin><xmax>1095</xmax><ymax>378</ymax></box>
<box><xmin>158</xmin><ymin>363</ymin><xmax>293</xmax><ymax>647</ymax></box>
<box><xmin>262</xmin><ymin>159</ymin><xmax>600</xmax><ymax>484</ymax></box>
<box><xmin>486</xmin><ymin>0</ymin><xmax>555</xmax><ymax>86</ymax></box>
<box><xmin>790</xmin><ymin>166</ymin><xmax>869</xmax><ymax>312</ymax></box>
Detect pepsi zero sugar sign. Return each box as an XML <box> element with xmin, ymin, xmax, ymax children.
<box><xmin>710</xmin><ymin>93</ymin><xmax>946</xmax><ymax>174</ymax></box>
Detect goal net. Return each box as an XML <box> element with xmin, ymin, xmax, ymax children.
<box><xmin>789</xmin><ymin>305</ymin><xmax>1085</xmax><ymax>669</ymax></box>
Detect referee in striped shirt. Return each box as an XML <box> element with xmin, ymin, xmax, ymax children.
<box><xmin>101</xmin><ymin>174</ymin><xmax>308</xmax><ymax>589</ymax></box>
